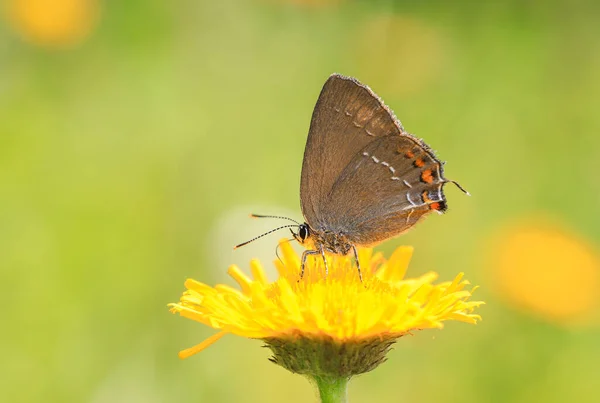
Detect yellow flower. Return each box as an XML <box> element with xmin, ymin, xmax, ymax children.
<box><xmin>170</xmin><ymin>240</ymin><xmax>482</xmax><ymax>379</ymax></box>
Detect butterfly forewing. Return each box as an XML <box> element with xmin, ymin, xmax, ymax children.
<box><xmin>300</xmin><ymin>74</ymin><xmax>404</xmax><ymax>226</ymax></box>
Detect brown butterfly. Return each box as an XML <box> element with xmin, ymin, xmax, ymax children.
<box><xmin>236</xmin><ymin>74</ymin><xmax>467</xmax><ymax>280</ymax></box>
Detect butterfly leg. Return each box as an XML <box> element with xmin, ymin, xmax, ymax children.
<box><xmin>351</xmin><ymin>245</ymin><xmax>363</xmax><ymax>283</ymax></box>
<box><xmin>319</xmin><ymin>246</ymin><xmax>329</xmax><ymax>277</ymax></box>
<box><xmin>300</xmin><ymin>249</ymin><xmax>320</xmax><ymax>279</ymax></box>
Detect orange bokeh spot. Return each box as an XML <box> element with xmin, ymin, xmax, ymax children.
<box><xmin>5</xmin><ymin>0</ymin><xmax>100</xmax><ymax>48</ymax></box>
<box><xmin>490</xmin><ymin>219</ymin><xmax>600</xmax><ymax>326</ymax></box>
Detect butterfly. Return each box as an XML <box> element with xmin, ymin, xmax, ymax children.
<box><xmin>236</xmin><ymin>74</ymin><xmax>467</xmax><ymax>280</ymax></box>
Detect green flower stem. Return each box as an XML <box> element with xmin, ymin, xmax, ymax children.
<box><xmin>313</xmin><ymin>375</ymin><xmax>349</xmax><ymax>403</ymax></box>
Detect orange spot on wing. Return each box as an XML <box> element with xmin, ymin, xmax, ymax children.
<box><xmin>430</xmin><ymin>202</ymin><xmax>441</xmax><ymax>210</ymax></box>
<box><xmin>403</xmin><ymin>150</ymin><xmax>414</xmax><ymax>158</ymax></box>
<box><xmin>414</xmin><ymin>158</ymin><xmax>425</xmax><ymax>168</ymax></box>
<box><xmin>421</xmin><ymin>169</ymin><xmax>434</xmax><ymax>183</ymax></box>
<box><xmin>421</xmin><ymin>190</ymin><xmax>432</xmax><ymax>203</ymax></box>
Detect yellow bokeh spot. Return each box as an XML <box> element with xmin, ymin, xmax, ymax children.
<box><xmin>490</xmin><ymin>219</ymin><xmax>600</xmax><ymax>326</ymax></box>
<box><xmin>5</xmin><ymin>0</ymin><xmax>100</xmax><ymax>48</ymax></box>
<box><xmin>355</xmin><ymin>14</ymin><xmax>448</xmax><ymax>97</ymax></box>
<box><xmin>260</xmin><ymin>0</ymin><xmax>343</xmax><ymax>6</ymax></box>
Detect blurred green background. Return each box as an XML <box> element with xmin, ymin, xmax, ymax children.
<box><xmin>1</xmin><ymin>0</ymin><xmax>599</xmax><ymax>402</ymax></box>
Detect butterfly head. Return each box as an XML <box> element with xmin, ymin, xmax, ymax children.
<box><xmin>292</xmin><ymin>223</ymin><xmax>311</xmax><ymax>245</ymax></box>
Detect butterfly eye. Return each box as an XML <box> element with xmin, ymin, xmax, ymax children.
<box><xmin>298</xmin><ymin>224</ymin><xmax>309</xmax><ymax>241</ymax></box>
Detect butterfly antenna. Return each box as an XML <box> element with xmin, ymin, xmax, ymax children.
<box><xmin>446</xmin><ymin>180</ymin><xmax>471</xmax><ymax>196</ymax></box>
<box><xmin>234</xmin><ymin>225</ymin><xmax>298</xmax><ymax>250</ymax></box>
<box><xmin>250</xmin><ymin>214</ymin><xmax>300</xmax><ymax>225</ymax></box>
